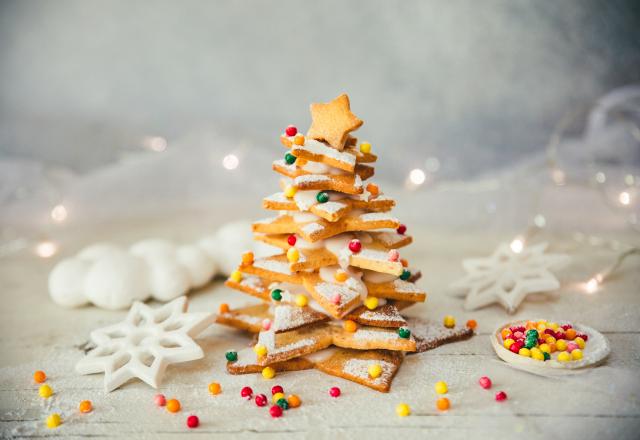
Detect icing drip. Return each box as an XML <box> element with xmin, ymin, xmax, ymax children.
<box><xmin>324</xmin><ymin>234</ymin><xmax>354</xmax><ymax>269</ymax></box>
<box><xmin>291</xmin><ymin>211</ymin><xmax>321</xmax><ymax>223</ymax></box>
<box><xmin>294</xmin><ymin>237</ymin><xmax>324</xmax><ymax>250</ymax></box>
<box><xmin>362</xmin><ymin>270</ymin><xmax>397</xmax><ymax>284</ymax></box>
<box><xmin>293</xmin><ymin>190</ymin><xmax>318</xmax><ymax>211</ymax></box>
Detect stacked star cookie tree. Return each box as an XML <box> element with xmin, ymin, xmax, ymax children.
<box><xmin>220</xmin><ymin>94</ymin><xmax>429</xmax><ymax>392</ymax></box>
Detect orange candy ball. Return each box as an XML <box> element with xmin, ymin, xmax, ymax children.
<box><xmin>334</xmin><ymin>270</ymin><xmax>348</xmax><ymax>282</ymax></box>
<box><xmin>287</xmin><ymin>394</ymin><xmax>301</xmax><ymax>408</ymax></box>
<box><xmin>344</xmin><ymin>320</ymin><xmax>358</xmax><ymax>333</ymax></box>
<box><xmin>242</xmin><ymin>251</ymin><xmax>254</xmax><ymax>265</ymax></box>
<box><xmin>219</xmin><ymin>303</ymin><xmax>230</xmax><ymax>314</ymax></box>
<box><xmin>33</xmin><ymin>370</ymin><xmax>47</xmax><ymax>383</ymax></box>
<box><xmin>500</xmin><ymin>328</ymin><xmax>512</xmax><ymax>340</ymax></box>
<box><xmin>208</xmin><ymin>382</ymin><xmax>222</xmax><ymax>395</ymax></box>
<box><xmin>565</xmin><ymin>328</ymin><xmax>577</xmax><ymax>340</ymax></box>
<box><xmin>79</xmin><ymin>400</ymin><xmax>92</xmax><ymax>413</ymax></box>
<box><xmin>366</xmin><ymin>183</ymin><xmax>379</xmax><ymax>196</ymax></box>
<box><xmin>166</xmin><ymin>399</ymin><xmax>181</xmax><ymax>413</ymax></box>
<box><xmin>400</xmin><ymin>258</ymin><xmax>409</xmax><ymax>267</ymax></box>
<box><xmin>466</xmin><ymin>319</ymin><xmax>477</xmax><ymax>330</ymax></box>
<box><xmin>436</xmin><ymin>397</ymin><xmax>450</xmax><ymax>411</ymax></box>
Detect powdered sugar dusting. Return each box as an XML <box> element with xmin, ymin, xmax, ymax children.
<box><xmin>359</xmin><ymin>212</ymin><xmax>398</xmax><ymax>223</ymax></box>
<box><xmin>393</xmin><ymin>280</ymin><xmax>422</xmax><ymax>293</ymax></box>
<box><xmin>301</xmin><ymin>222</ymin><xmax>324</xmax><ymax>236</ymax></box>
<box><xmin>315</xmin><ymin>282</ymin><xmax>359</xmax><ymax>303</ymax></box>
<box><xmin>253</xmin><ymin>259</ymin><xmax>292</xmax><ymax>275</ymax></box>
<box><xmin>353</xmin><ymin>328</ymin><xmax>405</xmax><ymax>341</ymax></box>
<box><xmin>295</xmin><ymin>174</ymin><xmax>331</xmax><ymax>185</ymax></box>
<box><xmin>342</xmin><ymin>359</ymin><xmax>395</xmax><ymax>385</ymax></box>
<box><xmin>293</xmin><ymin>139</ymin><xmax>356</xmax><ymax>169</ymax></box>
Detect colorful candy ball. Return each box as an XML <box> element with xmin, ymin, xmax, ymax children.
<box><xmin>269</xmin><ymin>405</ymin><xmax>283</xmax><ymax>418</ymax></box>
<box><xmin>240</xmin><ymin>386</ymin><xmax>253</xmax><ymax>399</ymax></box>
<box><xmin>155</xmin><ymin>394</ymin><xmax>167</xmax><ymax>406</ymax></box>
<box><xmin>396</xmin><ymin>403</ymin><xmax>411</xmax><ymax>417</ymax></box>
<box><xmin>186</xmin><ymin>415</ymin><xmax>199</xmax><ymax>428</ymax></box>
<box><xmin>287</xmin><ymin>234</ymin><xmax>297</xmax><ymax>246</ymax></box>
<box><xmin>400</xmin><ymin>269</ymin><xmax>411</xmax><ymax>280</ymax></box>
<box><xmin>344</xmin><ymin>320</ymin><xmax>358</xmax><ymax>332</ymax></box>
<box><xmin>466</xmin><ymin>319</ymin><xmax>478</xmax><ymax>330</ymax></box>
<box><xmin>287</xmin><ymin>395</ymin><xmax>301</xmax><ymax>408</ymax></box>
<box><xmin>398</xmin><ymin>327</ymin><xmax>411</xmax><ymax>339</ymax></box>
<box><xmin>364</xmin><ymin>296</ymin><xmax>378</xmax><ymax>310</ymax></box>
<box><xmin>255</xmin><ymin>394</ymin><xmax>268</xmax><ymax>407</ymax></box>
<box><xmin>495</xmin><ymin>391</ymin><xmax>507</xmax><ymax>402</ymax></box>
<box><xmin>271</xmin><ymin>385</ymin><xmax>284</xmax><ymax>395</ymax></box>
<box><xmin>388</xmin><ymin>249</ymin><xmax>400</xmax><ymax>262</ymax></box>
<box><xmin>397</xmin><ymin>224</ymin><xmax>407</xmax><ymax>235</ymax></box>
<box><xmin>368</xmin><ymin>364</ymin><xmax>383</xmax><ymax>379</ymax></box>
<box><xmin>46</xmin><ymin>413</ymin><xmax>61</xmax><ymax>429</ymax></box>
<box><xmin>436</xmin><ymin>397</ymin><xmax>450</xmax><ymax>411</ymax></box>
<box><xmin>434</xmin><ymin>381</ymin><xmax>448</xmax><ymax>395</ymax></box>
<box><xmin>329</xmin><ymin>387</ymin><xmax>341</xmax><ymax>398</ymax></box>
<box><xmin>166</xmin><ymin>399</ymin><xmax>181</xmax><ymax>413</ymax></box>
<box><xmin>262</xmin><ymin>367</ymin><xmax>276</xmax><ymax>379</ymax></box>
<box><xmin>33</xmin><ymin>370</ymin><xmax>47</xmax><ymax>383</ymax></box>
<box><xmin>39</xmin><ymin>384</ymin><xmax>53</xmax><ymax>398</ymax></box>
<box><xmin>272</xmin><ymin>392</ymin><xmax>285</xmax><ymax>403</ymax></box>
<box><xmin>443</xmin><ymin>315</ymin><xmax>456</xmax><ymax>328</ymax></box>
<box><xmin>276</xmin><ymin>398</ymin><xmax>289</xmax><ymax>410</ymax></box>
<box><xmin>479</xmin><ymin>376</ymin><xmax>492</xmax><ymax>389</ymax></box>
<box><xmin>208</xmin><ymin>382</ymin><xmax>222</xmax><ymax>395</ymax></box>
<box><xmin>225</xmin><ymin>351</ymin><xmax>238</xmax><ymax>362</ymax></box>
<box><xmin>348</xmin><ymin>239</ymin><xmax>362</xmax><ymax>253</ymax></box>
<box><xmin>285</xmin><ymin>125</ymin><xmax>297</xmax><ymax>137</ymax></box>
<box><xmin>79</xmin><ymin>400</ymin><xmax>93</xmax><ymax>413</ymax></box>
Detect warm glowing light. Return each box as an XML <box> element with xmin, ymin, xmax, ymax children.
<box><xmin>551</xmin><ymin>168</ymin><xmax>566</xmax><ymax>186</ymax></box>
<box><xmin>222</xmin><ymin>154</ymin><xmax>239</xmax><ymax>170</ymax></box>
<box><xmin>409</xmin><ymin>169</ymin><xmax>426</xmax><ymax>185</ymax></box>
<box><xmin>595</xmin><ymin>172</ymin><xmax>606</xmax><ymax>184</ymax></box>
<box><xmin>143</xmin><ymin>136</ymin><xmax>167</xmax><ymax>152</ymax></box>
<box><xmin>50</xmin><ymin>204</ymin><xmax>68</xmax><ymax>223</ymax></box>
<box><xmin>533</xmin><ymin>214</ymin><xmax>546</xmax><ymax>228</ymax></box>
<box><xmin>585</xmin><ymin>277</ymin><xmax>599</xmax><ymax>294</ymax></box>
<box><xmin>35</xmin><ymin>241</ymin><xmax>58</xmax><ymax>258</ymax></box>
<box><xmin>618</xmin><ymin>191</ymin><xmax>631</xmax><ymax>206</ymax></box>
<box><xmin>510</xmin><ymin>238</ymin><xmax>524</xmax><ymax>254</ymax></box>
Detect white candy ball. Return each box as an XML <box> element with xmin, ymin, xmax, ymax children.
<box><xmin>84</xmin><ymin>252</ymin><xmax>150</xmax><ymax>309</ymax></box>
<box><xmin>77</xmin><ymin>243</ymin><xmax>123</xmax><ymax>261</ymax></box>
<box><xmin>48</xmin><ymin>258</ymin><xmax>91</xmax><ymax>308</ymax></box>
<box><xmin>176</xmin><ymin>245</ymin><xmax>217</xmax><ymax>288</ymax></box>
<box><xmin>147</xmin><ymin>256</ymin><xmax>191</xmax><ymax>302</ymax></box>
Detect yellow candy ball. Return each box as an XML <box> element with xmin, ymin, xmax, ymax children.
<box><xmin>518</xmin><ymin>348</ymin><xmax>531</xmax><ymax>357</ymax></box>
<box><xmin>557</xmin><ymin>351</ymin><xmax>571</xmax><ymax>362</ymax></box>
<box><xmin>39</xmin><ymin>384</ymin><xmax>53</xmax><ymax>398</ymax></box>
<box><xmin>556</xmin><ymin>339</ymin><xmax>567</xmax><ymax>351</ymax></box>
<box><xmin>396</xmin><ymin>403</ymin><xmax>411</xmax><ymax>417</ymax></box>
<box><xmin>364</xmin><ymin>296</ymin><xmax>378</xmax><ymax>310</ymax></box>
<box><xmin>253</xmin><ymin>344</ymin><xmax>267</xmax><ymax>357</ymax></box>
<box><xmin>287</xmin><ymin>247</ymin><xmax>299</xmax><ymax>263</ymax></box>
<box><xmin>571</xmin><ymin>349</ymin><xmax>583</xmax><ymax>360</ymax></box>
<box><xmin>284</xmin><ymin>185</ymin><xmax>297</xmax><ymax>198</ymax></box>
<box><xmin>360</xmin><ymin>142</ymin><xmax>372</xmax><ymax>154</ymax></box>
<box><xmin>443</xmin><ymin>315</ymin><xmax>455</xmax><ymax>328</ymax></box>
<box><xmin>272</xmin><ymin>392</ymin><xmax>285</xmax><ymax>403</ymax></box>
<box><xmin>46</xmin><ymin>413</ymin><xmax>61</xmax><ymax>429</ymax></box>
<box><xmin>230</xmin><ymin>270</ymin><xmax>242</xmax><ymax>283</ymax></box>
<box><xmin>503</xmin><ymin>338</ymin><xmax>515</xmax><ymax>349</ymax></box>
<box><xmin>295</xmin><ymin>294</ymin><xmax>308</xmax><ymax>307</ymax></box>
<box><xmin>531</xmin><ymin>350</ymin><xmax>545</xmax><ymax>361</ymax></box>
<box><xmin>545</xmin><ymin>336</ymin><xmax>557</xmax><ymax>344</ymax></box>
<box><xmin>549</xmin><ymin>322</ymin><xmax>559</xmax><ymax>330</ymax></box>
<box><xmin>262</xmin><ymin>366</ymin><xmax>276</xmax><ymax>379</ymax></box>
<box><xmin>368</xmin><ymin>364</ymin><xmax>382</xmax><ymax>379</ymax></box>
<box><xmin>574</xmin><ymin>337</ymin><xmax>585</xmax><ymax>349</ymax></box>
<box><xmin>536</xmin><ymin>323</ymin><xmax>547</xmax><ymax>332</ymax></box>
<box><xmin>539</xmin><ymin>343</ymin><xmax>551</xmax><ymax>353</ymax></box>
<box><xmin>434</xmin><ymin>381</ymin><xmax>448</xmax><ymax>395</ymax></box>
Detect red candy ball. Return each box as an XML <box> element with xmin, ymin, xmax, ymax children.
<box><xmin>348</xmin><ymin>239</ymin><xmax>361</xmax><ymax>253</ymax></box>
<box><xmin>240</xmin><ymin>386</ymin><xmax>253</xmax><ymax>399</ymax></box>
<box><xmin>287</xmin><ymin>235</ymin><xmax>297</xmax><ymax>246</ymax></box>
<box><xmin>255</xmin><ymin>394</ymin><xmax>267</xmax><ymax>407</ymax></box>
<box><xmin>271</xmin><ymin>385</ymin><xmax>284</xmax><ymax>395</ymax></box>
<box><xmin>329</xmin><ymin>387</ymin><xmax>341</xmax><ymax>398</ymax></box>
<box><xmin>509</xmin><ymin>341</ymin><xmax>523</xmax><ymax>354</ymax></box>
<box><xmin>285</xmin><ymin>125</ymin><xmax>297</xmax><ymax>137</ymax></box>
<box><xmin>396</xmin><ymin>224</ymin><xmax>407</xmax><ymax>235</ymax></box>
<box><xmin>154</xmin><ymin>394</ymin><xmax>166</xmax><ymax>406</ymax></box>
<box><xmin>269</xmin><ymin>404</ymin><xmax>283</xmax><ymax>418</ymax></box>
<box><xmin>577</xmin><ymin>333</ymin><xmax>588</xmax><ymax>341</ymax></box>
<box><xmin>186</xmin><ymin>415</ymin><xmax>199</xmax><ymax>428</ymax></box>
<box><xmin>479</xmin><ymin>376</ymin><xmax>492</xmax><ymax>389</ymax></box>
<box><xmin>561</xmin><ymin>324</ymin><xmax>572</xmax><ymax>331</ymax></box>
<box><xmin>495</xmin><ymin>391</ymin><xmax>507</xmax><ymax>402</ymax></box>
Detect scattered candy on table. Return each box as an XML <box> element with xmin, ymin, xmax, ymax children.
<box><xmin>495</xmin><ymin>391</ymin><xmax>507</xmax><ymax>402</ymax></box>
<box><xmin>255</xmin><ymin>394</ymin><xmax>268</xmax><ymax>407</ymax></box>
<box><xmin>434</xmin><ymin>381</ymin><xmax>448</xmax><ymax>394</ymax></box>
<box><xmin>436</xmin><ymin>397</ymin><xmax>450</xmax><ymax>411</ymax></box>
<box><xmin>329</xmin><ymin>387</ymin><xmax>341</xmax><ymax>398</ymax></box>
<box><xmin>46</xmin><ymin>413</ymin><xmax>61</xmax><ymax>429</ymax></box>
<box><xmin>166</xmin><ymin>399</ymin><xmax>181</xmax><ymax>413</ymax></box>
<box><xmin>287</xmin><ymin>395</ymin><xmax>301</xmax><ymax>408</ymax></box>
<box><xmin>241</xmin><ymin>386</ymin><xmax>253</xmax><ymax>399</ymax></box>
<box><xmin>276</xmin><ymin>398</ymin><xmax>289</xmax><ymax>410</ymax></box>
<box><xmin>39</xmin><ymin>384</ymin><xmax>53</xmax><ymax>398</ymax></box>
<box><xmin>466</xmin><ymin>319</ymin><xmax>477</xmax><ymax>330</ymax></box>
<box><xmin>270</xmin><ymin>405</ymin><xmax>283</xmax><ymax>418</ymax></box>
<box><xmin>272</xmin><ymin>392</ymin><xmax>285</xmax><ymax>403</ymax></box>
<box><xmin>396</xmin><ymin>403</ymin><xmax>411</xmax><ymax>417</ymax></box>
<box><xmin>208</xmin><ymin>382</ymin><xmax>222</xmax><ymax>395</ymax></box>
<box><xmin>155</xmin><ymin>394</ymin><xmax>167</xmax><ymax>406</ymax></box>
<box><xmin>262</xmin><ymin>367</ymin><xmax>276</xmax><ymax>379</ymax></box>
<box><xmin>478</xmin><ymin>376</ymin><xmax>492</xmax><ymax>389</ymax></box>
<box><xmin>271</xmin><ymin>385</ymin><xmax>284</xmax><ymax>395</ymax></box>
<box><xmin>79</xmin><ymin>400</ymin><xmax>93</xmax><ymax>413</ymax></box>
<box><xmin>33</xmin><ymin>370</ymin><xmax>47</xmax><ymax>383</ymax></box>
<box><xmin>186</xmin><ymin>415</ymin><xmax>199</xmax><ymax>428</ymax></box>
<box><xmin>443</xmin><ymin>315</ymin><xmax>456</xmax><ymax>328</ymax></box>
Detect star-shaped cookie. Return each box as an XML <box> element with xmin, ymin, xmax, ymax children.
<box><xmin>307</xmin><ymin>94</ymin><xmax>363</xmax><ymax>150</ymax></box>
<box><xmin>448</xmin><ymin>242</ymin><xmax>570</xmax><ymax>313</ymax></box>
<box><xmin>76</xmin><ymin>296</ymin><xmax>214</xmax><ymax>392</ymax></box>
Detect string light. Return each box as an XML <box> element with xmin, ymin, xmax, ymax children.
<box><xmin>618</xmin><ymin>191</ymin><xmax>631</xmax><ymax>206</ymax></box>
<box><xmin>509</xmin><ymin>237</ymin><xmax>524</xmax><ymax>254</ymax></box>
<box><xmin>142</xmin><ymin>136</ymin><xmax>167</xmax><ymax>152</ymax></box>
<box><xmin>35</xmin><ymin>240</ymin><xmax>58</xmax><ymax>258</ymax></box>
<box><xmin>408</xmin><ymin>168</ymin><xmax>426</xmax><ymax>185</ymax></box>
<box><xmin>50</xmin><ymin>204</ymin><xmax>68</xmax><ymax>223</ymax></box>
<box><xmin>222</xmin><ymin>154</ymin><xmax>239</xmax><ymax>170</ymax></box>
<box><xmin>585</xmin><ymin>277</ymin><xmax>599</xmax><ymax>294</ymax></box>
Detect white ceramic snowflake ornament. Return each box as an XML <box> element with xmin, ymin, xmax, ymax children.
<box><xmin>76</xmin><ymin>296</ymin><xmax>214</xmax><ymax>392</ymax></box>
<box><xmin>448</xmin><ymin>242</ymin><xmax>570</xmax><ymax>313</ymax></box>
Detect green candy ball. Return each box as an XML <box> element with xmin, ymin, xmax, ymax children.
<box><xmin>543</xmin><ymin>351</ymin><xmax>550</xmax><ymax>361</ymax></box>
<box><xmin>271</xmin><ymin>289</ymin><xmax>283</xmax><ymax>301</ymax></box>
<box><xmin>225</xmin><ymin>351</ymin><xmax>238</xmax><ymax>362</ymax></box>
<box><xmin>524</xmin><ymin>339</ymin><xmax>536</xmax><ymax>349</ymax></box>
<box><xmin>316</xmin><ymin>191</ymin><xmax>329</xmax><ymax>203</ymax></box>
<box><xmin>525</xmin><ymin>329</ymin><xmax>539</xmax><ymax>339</ymax></box>
<box><xmin>284</xmin><ymin>153</ymin><xmax>297</xmax><ymax>165</ymax></box>
<box><xmin>276</xmin><ymin>398</ymin><xmax>289</xmax><ymax>410</ymax></box>
<box><xmin>398</xmin><ymin>327</ymin><xmax>411</xmax><ymax>339</ymax></box>
<box><xmin>400</xmin><ymin>269</ymin><xmax>411</xmax><ymax>281</ymax></box>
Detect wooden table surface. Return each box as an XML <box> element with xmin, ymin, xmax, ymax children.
<box><xmin>1</xmin><ymin>217</ymin><xmax>639</xmax><ymax>439</ymax></box>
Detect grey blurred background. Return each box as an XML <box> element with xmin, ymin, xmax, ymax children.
<box><xmin>1</xmin><ymin>0</ymin><xmax>639</xmax><ymax>179</ymax></box>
